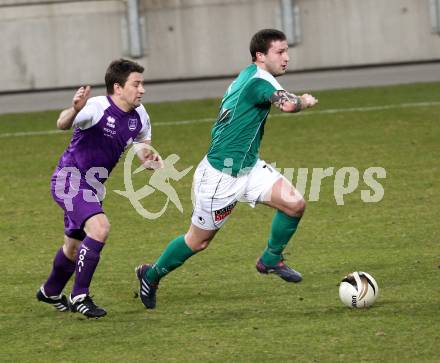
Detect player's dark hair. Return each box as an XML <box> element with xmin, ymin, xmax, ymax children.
<box><xmin>105</xmin><ymin>59</ymin><xmax>144</xmax><ymax>95</ymax></box>
<box><xmin>250</xmin><ymin>29</ymin><xmax>287</xmax><ymax>62</ymax></box>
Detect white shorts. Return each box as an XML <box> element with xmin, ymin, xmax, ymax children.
<box><xmin>191</xmin><ymin>156</ymin><xmax>282</xmax><ymax>230</ymax></box>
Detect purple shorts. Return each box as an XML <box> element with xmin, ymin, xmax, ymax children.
<box><xmin>51</xmin><ymin>167</ymin><xmax>104</xmax><ymax>240</ymax></box>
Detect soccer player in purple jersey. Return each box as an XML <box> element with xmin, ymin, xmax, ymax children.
<box><xmin>37</xmin><ymin>59</ymin><xmax>163</xmax><ymax>318</ymax></box>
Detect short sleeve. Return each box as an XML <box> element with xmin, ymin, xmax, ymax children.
<box><xmin>245</xmin><ymin>78</ymin><xmax>279</xmax><ymax>105</ymax></box>
<box><xmin>72</xmin><ymin>99</ymin><xmax>102</xmax><ymax>130</ymax></box>
<box><xmin>133</xmin><ymin>104</ymin><xmax>152</xmax><ymax>143</ymax></box>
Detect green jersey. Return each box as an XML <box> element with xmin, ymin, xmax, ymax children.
<box><xmin>207</xmin><ymin>63</ymin><xmax>283</xmax><ymax>177</ymax></box>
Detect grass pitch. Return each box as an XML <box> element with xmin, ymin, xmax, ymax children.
<box><xmin>0</xmin><ymin>82</ymin><xmax>439</xmax><ymax>362</ymax></box>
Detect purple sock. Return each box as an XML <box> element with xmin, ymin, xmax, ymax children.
<box><xmin>71</xmin><ymin>236</ymin><xmax>105</xmax><ymax>298</ymax></box>
<box><xmin>43</xmin><ymin>248</ymin><xmax>76</xmax><ymax>296</ymax></box>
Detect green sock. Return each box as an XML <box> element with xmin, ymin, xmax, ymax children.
<box><xmin>261</xmin><ymin>211</ymin><xmax>301</xmax><ymax>266</ymax></box>
<box><xmin>146</xmin><ymin>235</ymin><xmax>194</xmax><ymax>284</ymax></box>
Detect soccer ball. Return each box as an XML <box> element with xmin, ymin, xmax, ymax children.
<box><xmin>339</xmin><ymin>271</ymin><xmax>379</xmax><ymax>308</ymax></box>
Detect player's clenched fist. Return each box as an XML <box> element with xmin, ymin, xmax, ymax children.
<box><xmin>300</xmin><ymin>93</ymin><xmax>318</xmax><ymax>108</ymax></box>
<box><xmin>72</xmin><ymin>85</ymin><xmax>91</xmax><ymax>112</ymax></box>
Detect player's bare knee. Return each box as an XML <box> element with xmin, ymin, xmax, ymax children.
<box><xmin>185</xmin><ymin>233</ymin><xmax>213</xmax><ymax>252</ymax></box>
<box><xmin>196</xmin><ymin>240</ymin><xmax>211</xmax><ymax>251</ymax></box>
<box><xmin>97</xmin><ymin>221</ymin><xmax>111</xmax><ymax>241</ymax></box>
<box><xmin>298</xmin><ymin>198</ymin><xmax>306</xmax><ymax>215</ymax></box>
<box><xmin>188</xmin><ymin>238</ymin><xmax>211</xmax><ymax>252</ymax></box>
<box><xmin>88</xmin><ymin>220</ymin><xmax>111</xmax><ymax>242</ymax></box>
<box><xmin>285</xmin><ymin>198</ymin><xmax>306</xmax><ymax>217</ymax></box>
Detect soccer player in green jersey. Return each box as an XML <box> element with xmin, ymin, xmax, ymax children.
<box><xmin>136</xmin><ymin>29</ymin><xmax>318</xmax><ymax>309</ymax></box>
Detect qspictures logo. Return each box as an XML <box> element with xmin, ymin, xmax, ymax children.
<box><xmin>114</xmin><ymin>143</ymin><xmax>193</xmax><ymax>219</ymax></box>
<box><xmin>53</xmin><ymin>149</ymin><xmax>387</xmax><ymax>219</ymax></box>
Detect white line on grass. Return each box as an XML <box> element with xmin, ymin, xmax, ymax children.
<box><xmin>0</xmin><ymin>129</ymin><xmax>64</xmax><ymax>138</ymax></box>
<box><xmin>1</xmin><ymin>101</ymin><xmax>439</xmax><ymax>138</ymax></box>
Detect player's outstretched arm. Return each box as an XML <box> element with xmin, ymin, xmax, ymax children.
<box><xmin>56</xmin><ymin>86</ymin><xmax>91</xmax><ymax>130</ymax></box>
<box><xmin>270</xmin><ymin>90</ymin><xmax>318</xmax><ymax>113</ymax></box>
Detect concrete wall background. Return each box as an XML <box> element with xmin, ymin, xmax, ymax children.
<box><xmin>291</xmin><ymin>0</ymin><xmax>440</xmax><ymax>68</ymax></box>
<box><xmin>0</xmin><ymin>1</ymin><xmax>125</xmax><ymax>91</ymax></box>
<box><xmin>0</xmin><ymin>0</ymin><xmax>439</xmax><ymax>92</ymax></box>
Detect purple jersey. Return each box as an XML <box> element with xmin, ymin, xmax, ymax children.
<box><xmin>55</xmin><ymin>96</ymin><xmax>151</xmax><ymax>184</ymax></box>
